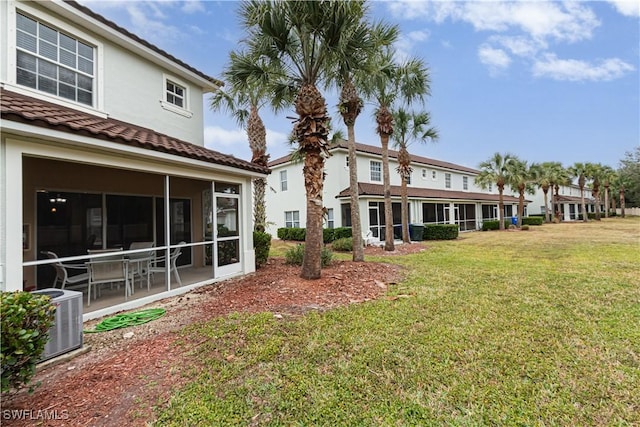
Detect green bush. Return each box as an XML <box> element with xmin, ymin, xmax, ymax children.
<box><xmin>332</xmin><ymin>237</ymin><xmax>353</xmax><ymax>252</ymax></box>
<box><xmin>277</xmin><ymin>227</ymin><xmax>306</xmax><ymax>241</ymax></box>
<box><xmin>332</xmin><ymin>227</ymin><xmax>352</xmax><ymax>240</ymax></box>
<box><xmin>1</xmin><ymin>291</ymin><xmax>56</xmax><ymax>393</ymax></box>
<box><xmin>522</xmin><ymin>217</ymin><xmax>543</xmax><ymax>226</ymax></box>
<box><xmin>323</xmin><ymin>228</ymin><xmax>335</xmax><ymax>244</ymax></box>
<box><xmin>481</xmin><ymin>220</ymin><xmax>511</xmax><ymax>231</ymax></box>
<box><xmin>521</xmin><ymin>225</ymin><xmax>530</xmax><ymax>231</ymax></box>
<box><xmin>253</xmin><ymin>231</ymin><xmax>272</xmax><ymax>269</ymax></box>
<box><xmin>284</xmin><ymin>244</ymin><xmax>332</xmax><ymax>267</ymax></box>
<box><xmin>423</xmin><ymin>224</ymin><xmax>459</xmax><ymax>240</ymax></box>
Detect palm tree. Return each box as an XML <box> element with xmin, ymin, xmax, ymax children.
<box><xmin>475</xmin><ymin>153</ymin><xmax>517</xmax><ymax>230</ymax></box>
<box><xmin>361</xmin><ymin>51</ymin><xmax>432</xmax><ymax>251</ymax></box>
<box><xmin>334</xmin><ymin>22</ymin><xmax>398</xmax><ymax>262</ymax></box>
<box><xmin>600</xmin><ymin>165</ymin><xmax>617</xmax><ymax>218</ymax></box>
<box><xmin>391</xmin><ymin>108</ymin><xmax>438</xmax><ymax>242</ymax></box>
<box><xmin>506</xmin><ymin>157</ymin><xmax>535</xmax><ymax>228</ymax></box>
<box><xmin>234</xmin><ymin>0</ymin><xmax>377</xmax><ymax>279</ymax></box>
<box><xmin>587</xmin><ymin>163</ymin><xmax>605</xmax><ymax>221</ymax></box>
<box><xmin>549</xmin><ymin>163</ymin><xmax>570</xmax><ymax>221</ymax></box>
<box><xmin>568</xmin><ymin>162</ymin><xmax>590</xmax><ymax>222</ymax></box>
<box><xmin>210</xmin><ymin>53</ymin><xmax>281</xmax><ymax>232</ymax></box>
<box><xmin>530</xmin><ymin>162</ymin><xmax>558</xmax><ymax>223</ymax></box>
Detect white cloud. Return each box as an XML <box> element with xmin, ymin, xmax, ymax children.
<box><xmin>478</xmin><ymin>45</ymin><xmax>511</xmax><ymax>74</ymax></box>
<box><xmin>607</xmin><ymin>0</ymin><xmax>640</xmax><ymax>17</ymax></box>
<box><xmin>532</xmin><ymin>54</ymin><xmax>635</xmax><ymax>82</ymax></box>
<box><xmin>182</xmin><ymin>0</ymin><xmax>206</xmax><ymax>14</ymax></box>
<box><xmin>204</xmin><ymin>126</ymin><xmax>289</xmax><ymax>161</ymax></box>
<box><xmin>394</xmin><ymin>29</ymin><xmax>431</xmax><ymax>62</ymax></box>
<box><xmin>489</xmin><ymin>35</ymin><xmax>546</xmax><ymax>58</ymax></box>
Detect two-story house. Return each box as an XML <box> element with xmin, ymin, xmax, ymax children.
<box><xmin>1</xmin><ymin>0</ymin><xmax>268</xmax><ymax>319</ymax></box>
<box><xmin>266</xmin><ymin>141</ymin><xmax>523</xmax><ymax>239</ymax></box>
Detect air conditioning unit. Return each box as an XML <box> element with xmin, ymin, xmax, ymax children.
<box><xmin>32</xmin><ymin>288</ymin><xmax>83</xmax><ymax>362</ymax></box>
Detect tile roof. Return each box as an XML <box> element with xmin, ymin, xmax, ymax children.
<box><xmin>63</xmin><ymin>0</ymin><xmax>223</xmax><ymax>87</ymax></box>
<box><xmin>337</xmin><ymin>182</ymin><xmax>525</xmax><ymax>203</ymax></box>
<box><xmin>1</xmin><ymin>88</ymin><xmax>269</xmax><ymax>174</ymax></box>
<box><xmin>269</xmin><ymin>140</ymin><xmax>480</xmax><ymax>174</ymax></box>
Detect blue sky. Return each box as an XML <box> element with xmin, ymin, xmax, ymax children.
<box><xmin>79</xmin><ymin>0</ymin><xmax>639</xmax><ymax>170</ymax></box>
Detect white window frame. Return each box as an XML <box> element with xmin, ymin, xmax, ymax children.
<box><xmin>161</xmin><ymin>74</ymin><xmax>193</xmax><ymax>118</ymax></box>
<box><xmin>431</xmin><ymin>170</ymin><xmax>437</xmax><ymax>180</ymax></box>
<box><xmin>280</xmin><ymin>170</ymin><xmax>288</xmax><ymax>191</ymax></box>
<box><xmin>345</xmin><ymin>156</ymin><xmax>349</xmax><ymax>168</ymax></box>
<box><xmin>463</xmin><ymin>176</ymin><xmax>468</xmax><ymax>190</ymax></box>
<box><xmin>406</xmin><ymin>172</ymin><xmax>412</xmax><ymax>185</ymax></box>
<box><xmin>422</xmin><ymin>169</ymin><xmax>427</xmax><ymax>179</ymax></box>
<box><xmin>9</xmin><ymin>5</ymin><xmax>105</xmax><ymax>114</ymax></box>
<box><xmin>326</xmin><ymin>208</ymin><xmax>334</xmax><ymax>229</ymax></box>
<box><xmin>370</xmin><ymin>161</ymin><xmax>382</xmax><ymax>182</ymax></box>
<box><xmin>285</xmin><ymin>211</ymin><xmax>300</xmax><ymax>228</ymax></box>
<box><xmin>445</xmin><ymin>173</ymin><xmax>451</xmax><ymax>189</ymax></box>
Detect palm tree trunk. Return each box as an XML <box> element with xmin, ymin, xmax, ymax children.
<box><xmin>302</xmin><ymin>149</ymin><xmax>325</xmax><ymax>279</ymax></box>
<box><xmin>498</xmin><ymin>185</ymin><xmax>505</xmax><ymax>230</ymax></box>
<box><xmin>604</xmin><ymin>185</ymin><xmax>610</xmax><ymax>218</ymax></box>
<box><xmin>517</xmin><ymin>188</ymin><xmax>524</xmax><ymax>228</ymax></box>
<box><xmin>620</xmin><ymin>187</ymin><xmax>626</xmax><ymax>218</ymax></box>
<box><xmin>347</xmin><ymin>125</ymin><xmax>364</xmax><ymax>261</ymax></box>
<box><xmin>543</xmin><ymin>187</ymin><xmax>550</xmax><ymax>223</ymax></box>
<box><xmin>401</xmin><ymin>177</ymin><xmax>410</xmax><ymax>243</ymax></box>
<box><xmin>381</xmin><ymin>136</ymin><xmax>394</xmax><ymax>251</ymax></box>
<box><xmin>580</xmin><ymin>185</ymin><xmax>587</xmax><ymax>222</ymax></box>
<box><xmin>253</xmin><ymin>178</ymin><xmax>267</xmax><ymax>232</ymax></box>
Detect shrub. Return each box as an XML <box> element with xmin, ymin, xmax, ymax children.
<box><xmin>277</xmin><ymin>227</ymin><xmax>306</xmax><ymax>241</ymax></box>
<box><xmin>284</xmin><ymin>244</ymin><xmax>332</xmax><ymax>267</ymax></box>
<box><xmin>423</xmin><ymin>224</ymin><xmax>459</xmax><ymax>240</ymax></box>
<box><xmin>332</xmin><ymin>237</ymin><xmax>353</xmax><ymax>252</ymax></box>
<box><xmin>1</xmin><ymin>291</ymin><xmax>56</xmax><ymax>393</ymax></box>
<box><xmin>521</xmin><ymin>225</ymin><xmax>530</xmax><ymax>231</ymax></box>
<box><xmin>481</xmin><ymin>220</ymin><xmax>511</xmax><ymax>231</ymax></box>
<box><xmin>253</xmin><ymin>231</ymin><xmax>271</xmax><ymax>269</ymax></box>
<box><xmin>332</xmin><ymin>227</ymin><xmax>352</xmax><ymax>240</ymax></box>
<box><xmin>323</xmin><ymin>228</ymin><xmax>335</xmax><ymax>244</ymax></box>
<box><xmin>522</xmin><ymin>217</ymin><xmax>543</xmax><ymax>226</ymax></box>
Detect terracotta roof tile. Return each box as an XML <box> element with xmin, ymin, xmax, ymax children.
<box><xmin>1</xmin><ymin>88</ymin><xmax>269</xmax><ymax>175</ymax></box>
<box><xmin>337</xmin><ymin>182</ymin><xmax>525</xmax><ymax>203</ymax></box>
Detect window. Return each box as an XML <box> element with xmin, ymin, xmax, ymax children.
<box><xmin>463</xmin><ymin>176</ymin><xmax>468</xmax><ymax>190</ymax></box>
<box><xmin>280</xmin><ymin>170</ymin><xmax>288</xmax><ymax>191</ymax></box>
<box><xmin>166</xmin><ymin>80</ymin><xmax>185</xmax><ymax>108</ymax></box>
<box><xmin>285</xmin><ymin>211</ymin><xmax>299</xmax><ymax>228</ymax></box>
<box><xmin>326</xmin><ymin>208</ymin><xmax>334</xmax><ymax>229</ymax></box>
<box><xmin>445</xmin><ymin>173</ymin><xmax>451</xmax><ymax>189</ymax></box>
<box><xmin>488</xmin><ymin>183</ymin><xmax>493</xmax><ymax>192</ymax></box>
<box><xmin>16</xmin><ymin>12</ymin><xmax>94</xmax><ymax>105</ymax></box>
<box><xmin>405</xmin><ymin>172</ymin><xmax>412</xmax><ymax>185</ymax></box>
<box><xmin>422</xmin><ymin>169</ymin><xmax>427</xmax><ymax>179</ymax></box>
<box><xmin>432</xmin><ymin>170</ymin><xmax>437</xmax><ymax>180</ymax></box>
<box><xmin>370</xmin><ymin>161</ymin><xmax>381</xmax><ymax>182</ymax></box>
<box><xmin>345</xmin><ymin>156</ymin><xmax>349</xmax><ymax>168</ymax></box>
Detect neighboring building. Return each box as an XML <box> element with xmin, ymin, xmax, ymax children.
<box><xmin>1</xmin><ymin>0</ymin><xmax>268</xmax><ymax>319</ymax></box>
<box><xmin>266</xmin><ymin>141</ymin><xmax>525</xmax><ymax>239</ymax></box>
<box><xmin>524</xmin><ymin>183</ymin><xmax>599</xmax><ymax>220</ymax></box>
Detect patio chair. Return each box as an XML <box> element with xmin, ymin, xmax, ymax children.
<box><xmin>149</xmin><ymin>242</ymin><xmax>184</xmax><ymax>287</ymax></box>
<box><xmin>128</xmin><ymin>241</ymin><xmax>155</xmax><ymax>292</ymax></box>
<box><xmin>86</xmin><ymin>249</ymin><xmax>131</xmax><ymax>306</ymax></box>
<box><xmin>41</xmin><ymin>251</ymin><xmax>89</xmax><ymax>290</ymax></box>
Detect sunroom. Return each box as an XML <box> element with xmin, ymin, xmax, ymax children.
<box><xmin>1</xmin><ymin>89</ymin><xmax>268</xmax><ymax>320</ymax></box>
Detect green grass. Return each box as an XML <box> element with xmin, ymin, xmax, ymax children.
<box><xmin>155</xmin><ymin>218</ymin><xmax>640</xmax><ymax>426</ymax></box>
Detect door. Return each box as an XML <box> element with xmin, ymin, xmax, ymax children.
<box><xmin>214</xmin><ymin>193</ymin><xmax>241</xmax><ymax>277</ymax></box>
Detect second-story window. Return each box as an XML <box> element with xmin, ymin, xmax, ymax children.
<box><xmin>432</xmin><ymin>170</ymin><xmax>437</xmax><ymax>180</ymax></box>
<box><xmin>166</xmin><ymin>80</ymin><xmax>185</xmax><ymax>108</ymax></box>
<box><xmin>370</xmin><ymin>161</ymin><xmax>381</xmax><ymax>182</ymax></box>
<box><xmin>406</xmin><ymin>172</ymin><xmax>412</xmax><ymax>185</ymax></box>
<box><xmin>445</xmin><ymin>173</ymin><xmax>451</xmax><ymax>189</ymax></box>
<box><xmin>422</xmin><ymin>169</ymin><xmax>427</xmax><ymax>179</ymax></box>
<box><xmin>463</xmin><ymin>176</ymin><xmax>468</xmax><ymax>190</ymax></box>
<box><xmin>16</xmin><ymin>12</ymin><xmax>94</xmax><ymax>106</ymax></box>
<box><xmin>280</xmin><ymin>170</ymin><xmax>288</xmax><ymax>191</ymax></box>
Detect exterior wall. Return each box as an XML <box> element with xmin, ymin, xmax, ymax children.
<box><xmin>3</xmin><ymin>1</ymin><xmax>208</xmax><ymax>145</ymax></box>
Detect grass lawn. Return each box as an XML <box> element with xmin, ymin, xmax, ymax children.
<box><xmin>155</xmin><ymin>218</ymin><xmax>640</xmax><ymax>426</ymax></box>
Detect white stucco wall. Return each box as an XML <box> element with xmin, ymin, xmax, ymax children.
<box><xmin>3</xmin><ymin>0</ymin><xmax>209</xmax><ymax>146</ymax></box>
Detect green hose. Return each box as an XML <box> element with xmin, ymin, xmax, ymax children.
<box><xmin>84</xmin><ymin>308</ymin><xmax>166</xmax><ymax>333</ymax></box>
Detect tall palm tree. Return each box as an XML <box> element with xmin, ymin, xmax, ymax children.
<box><xmin>549</xmin><ymin>163</ymin><xmax>570</xmax><ymax>221</ymax></box>
<box><xmin>391</xmin><ymin>108</ymin><xmax>438</xmax><ymax>242</ymax></box>
<box><xmin>210</xmin><ymin>53</ymin><xmax>282</xmax><ymax>232</ymax></box>
<box><xmin>475</xmin><ymin>153</ymin><xmax>516</xmax><ymax>230</ymax></box>
<box><xmin>568</xmin><ymin>162</ymin><xmax>590</xmax><ymax>222</ymax></box>
<box><xmin>506</xmin><ymin>157</ymin><xmax>535</xmax><ymax>228</ymax></box>
<box><xmin>234</xmin><ymin>0</ymin><xmax>377</xmax><ymax>279</ymax></box>
<box><xmin>587</xmin><ymin>163</ymin><xmax>605</xmax><ymax>221</ymax></box>
<box><xmin>600</xmin><ymin>165</ymin><xmax>617</xmax><ymax>218</ymax></box>
<box><xmin>334</xmin><ymin>22</ymin><xmax>398</xmax><ymax>262</ymax></box>
<box><xmin>530</xmin><ymin>162</ymin><xmax>558</xmax><ymax>223</ymax></box>
<box><xmin>361</xmin><ymin>51</ymin><xmax>431</xmax><ymax>250</ymax></box>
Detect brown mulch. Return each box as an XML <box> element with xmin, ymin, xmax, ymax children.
<box><xmin>2</xmin><ymin>244</ymin><xmax>425</xmax><ymax>426</ymax></box>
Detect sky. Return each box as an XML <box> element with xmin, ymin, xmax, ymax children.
<box><xmin>78</xmin><ymin>0</ymin><xmax>639</xmax><ymax>170</ymax></box>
